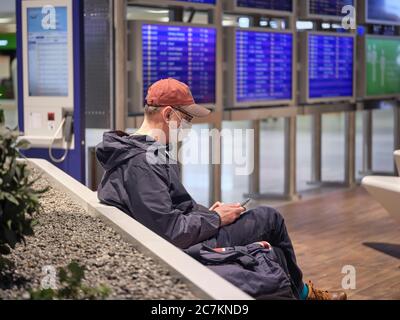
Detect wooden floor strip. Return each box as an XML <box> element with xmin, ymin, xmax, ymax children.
<box><xmin>277</xmin><ymin>187</ymin><xmax>400</xmax><ymax>300</ymax></box>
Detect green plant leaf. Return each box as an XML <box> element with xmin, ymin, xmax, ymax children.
<box><xmin>0</xmin><ymin>126</ymin><xmax>48</xmax><ymax>256</ymax></box>
<box><xmin>15</xmin><ymin>139</ymin><xmax>30</xmax><ymax>150</ymax></box>
<box><xmin>3</xmin><ymin>193</ymin><xmax>19</xmax><ymax>206</ymax></box>
<box><xmin>29</xmin><ymin>288</ymin><xmax>56</xmax><ymax>300</ymax></box>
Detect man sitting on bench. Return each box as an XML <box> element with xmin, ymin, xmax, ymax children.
<box><xmin>96</xmin><ymin>78</ymin><xmax>347</xmax><ymax>300</ymax></box>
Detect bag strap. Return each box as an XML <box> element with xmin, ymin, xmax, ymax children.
<box><xmin>186</xmin><ymin>244</ymin><xmax>259</xmax><ymax>268</ymax></box>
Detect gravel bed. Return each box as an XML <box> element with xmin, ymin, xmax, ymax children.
<box><xmin>0</xmin><ymin>167</ymin><xmax>198</xmax><ymax>300</ymax></box>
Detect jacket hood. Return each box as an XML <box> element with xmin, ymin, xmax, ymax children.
<box><xmin>96</xmin><ymin>131</ymin><xmax>163</xmax><ymax>171</ymax></box>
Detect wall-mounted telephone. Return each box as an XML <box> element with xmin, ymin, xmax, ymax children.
<box><xmin>48</xmin><ymin>108</ymin><xmax>74</xmax><ymax>163</ymax></box>
<box><xmin>20</xmin><ymin>106</ymin><xmax>75</xmax><ymax>164</ymax></box>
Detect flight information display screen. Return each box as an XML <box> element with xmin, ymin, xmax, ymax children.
<box><xmin>367</xmin><ymin>0</ymin><xmax>400</xmax><ymax>25</ymax></box>
<box><xmin>141</xmin><ymin>24</ymin><xmax>216</xmax><ymax>105</ymax></box>
<box><xmin>366</xmin><ymin>36</ymin><xmax>400</xmax><ymax>96</ymax></box>
<box><xmin>175</xmin><ymin>0</ymin><xmax>216</xmax><ymax>4</ymax></box>
<box><xmin>27</xmin><ymin>6</ymin><xmax>69</xmax><ymax>97</ymax></box>
<box><xmin>236</xmin><ymin>0</ymin><xmax>293</xmax><ymax>12</ymax></box>
<box><xmin>309</xmin><ymin>0</ymin><xmax>354</xmax><ymax>17</ymax></box>
<box><xmin>236</xmin><ymin>30</ymin><xmax>293</xmax><ymax>103</ymax></box>
<box><xmin>308</xmin><ymin>34</ymin><xmax>354</xmax><ymax>99</ymax></box>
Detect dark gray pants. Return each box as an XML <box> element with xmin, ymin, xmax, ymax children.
<box><xmin>202</xmin><ymin>206</ymin><xmax>304</xmax><ymax>298</ymax></box>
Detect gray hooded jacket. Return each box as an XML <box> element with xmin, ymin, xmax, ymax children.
<box><xmin>96</xmin><ymin>131</ymin><xmax>221</xmax><ymax>249</ymax></box>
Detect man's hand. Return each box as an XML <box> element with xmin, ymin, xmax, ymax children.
<box><xmin>209</xmin><ymin>201</ymin><xmax>224</xmax><ymax>211</ymax></box>
<box><xmin>213</xmin><ymin>203</ymin><xmax>245</xmax><ymax>227</ymax></box>
<box><xmin>210</xmin><ymin>201</ymin><xmax>243</xmax><ymax>211</ymax></box>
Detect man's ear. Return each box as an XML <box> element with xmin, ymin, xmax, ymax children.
<box><xmin>162</xmin><ymin>106</ymin><xmax>173</xmax><ymax>123</ymax></box>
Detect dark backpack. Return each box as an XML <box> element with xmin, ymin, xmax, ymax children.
<box><xmin>185</xmin><ymin>242</ymin><xmax>297</xmax><ymax>300</ymax></box>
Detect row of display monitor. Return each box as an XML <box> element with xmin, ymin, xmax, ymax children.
<box><xmin>23</xmin><ymin>0</ymin><xmax>400</xmax><ymax>110</ymax></box>
<box><xmin>129</xmin><ymin>21</ymin><xmax>400</xmax><ymax>110</ymax></box>
<box><xmin>143</xmin><ymin>0</ymin><xmax>400</xmax><ymax>26</ymax></box>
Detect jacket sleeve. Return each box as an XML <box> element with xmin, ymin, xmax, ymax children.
<box><xmin>123</xmin><ymin>162</ymin><xmax>221</xmax><ymax>249</ymax></box>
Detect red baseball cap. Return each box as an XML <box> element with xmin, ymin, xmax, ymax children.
<box><xmin>145</xmin><ymin>78</ymin><xmax>211</xmax><ymax>118</ymax></box>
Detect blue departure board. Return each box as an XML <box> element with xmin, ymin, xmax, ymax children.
<box><xmin>367</xmin><ymin>0</ymin><xmax>400</xmax><ymax>25</ymax></box>
<box><xmin>141</xmin><ymin>24</ymin><xmax>216</xmax><ymax>105</ymax></box>
<box><xmin>175</xmin><ymin>0</ymin><xmax>216</xmax><ymax>4</ymax></box>
<box><xmin>308</xmin><ymin>34</ymin><xmax>354</xmax><ymax>99</ymax></box>
<box><xmin>309</xmin><ymin>0</ymin><xmax>354</xmax><ymax>17</ymax></box>
<box><xmin>236</xmin><ymin>0</ymin><xmax>293</xmax><ymax>12</ymax></box>
<box><xmin>236</xmin><ymin>30</ymin><xmax>293</xmax><ymax>103</ymax></box>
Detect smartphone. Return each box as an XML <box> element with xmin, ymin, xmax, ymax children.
<box><xmin>240</xmin><ymin>198</ymin><xmax>251</xmax><ymax>208</ymax></box>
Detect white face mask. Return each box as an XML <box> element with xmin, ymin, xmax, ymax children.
<box><xmin>169</xmin><ymin>110</ymin><xmax>193</xmax><ymax>142</ymax></box>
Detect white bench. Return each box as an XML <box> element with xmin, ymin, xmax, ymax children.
<box><xmin>362</xmin><ymin>176</ymin><xmax>400</xmax><ymax>224</ymax></box>
<box><xmin>362</xmin><ymin>150</ymin><xmax>400</xmax><ymax>224</ymax></box>
<box><xmin>395</xmin><ymin>150</ymin><xmax>400</xmax><ymax>175</ymax></box>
